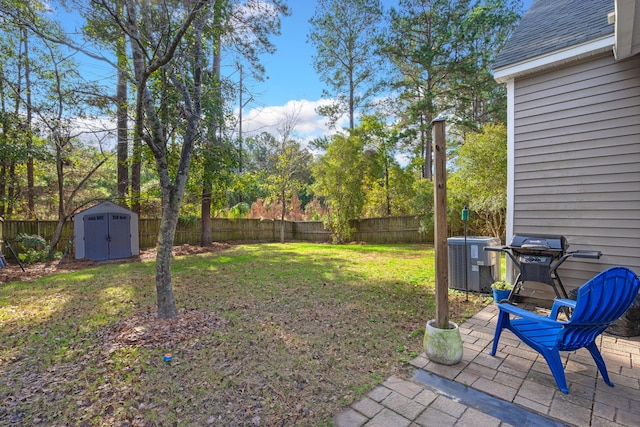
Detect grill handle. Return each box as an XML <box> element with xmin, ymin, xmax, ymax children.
<box><xmin>550</xmin><ymin>250</ymin><xmax>603</xmax><ymax>274</ymax></box>
<box><xmin>568</xmin><ymin>250</ymin><xmax>602</xmax><ymax>259</ymax></box>
<box><xmin>484</xmin><ymin>245</ymin><xmax>519</xmax><ymax>265</ymax></box>
<box><xmin>484</xmin><ymin>246</ymin><xmax>507</xmax><ymax>252</ymax></box>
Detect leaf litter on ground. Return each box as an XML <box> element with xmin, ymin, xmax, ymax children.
<box><xmin>0</xmin><ymin>242</ymin><xmax>491</xmax><ymax>426</ymax></box>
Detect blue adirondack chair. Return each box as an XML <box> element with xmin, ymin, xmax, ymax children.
<box><xmin>490</xmin><ymin>266</ymin><xmax>640</xmax><ymax>394</ymax></box>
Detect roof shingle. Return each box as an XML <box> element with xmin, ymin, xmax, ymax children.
<box><xmin>493</xmin><ymin>0</ymin><xmax>614</xmax><ymax>70</ymax></box>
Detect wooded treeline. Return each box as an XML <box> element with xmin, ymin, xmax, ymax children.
<box><xmin>0</xmin><ymin>0</ymin><xmax>517</xmax><ymax>316</ymax></box>
<box><xmin>0</xmin><ymin>0</ymin><xmax>518</xmax><ymax>242</ymax></box>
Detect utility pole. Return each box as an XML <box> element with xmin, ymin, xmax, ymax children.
<box><xmin>237</xmin><ymin>64</ymin><xmax>253</xmax><ymax>181</ymax></box>
<box><xmin>432</xmin><ymin>116</ymin><xmax>449</xmax><ymax>329</ymax></box>
<box><xmin>237</xmin><ymin>65</ymin><xmax>253</xmax><ymax>203</ymax></box>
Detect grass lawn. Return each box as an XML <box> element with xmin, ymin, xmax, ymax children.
<box><xmin>0</xmin><ymin>243</ymin><xmax>491</xmax><ymax>426</ymax></box>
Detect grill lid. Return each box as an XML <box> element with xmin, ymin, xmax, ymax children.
<box><xmin>509</xmin><ymin>234</ymin><xmax>568</xmax><ymax>252</ymax></box>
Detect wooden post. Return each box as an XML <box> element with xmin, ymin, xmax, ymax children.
<box><xmin>432</xmin><ymin>117</ymin><xmax>449</xmax><ymax>329</ymax></box>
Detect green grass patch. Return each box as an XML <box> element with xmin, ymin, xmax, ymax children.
<box><xmin>0</xmin><ymin>243</ymin><xmax>490</xmax><ymax>425</ymax></box>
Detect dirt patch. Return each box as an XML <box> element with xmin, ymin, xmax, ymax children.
<box><xmin>0</xmin><ymin>242</ymin><xmax>234</xmax><ymax>284</ymax></box>
<box><xmin>100</xmin><ymin>309</ymin><xmax>227</xmax><ymax>354</ymax></box>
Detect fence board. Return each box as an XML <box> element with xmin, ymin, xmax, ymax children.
<box><xmin>351</xmin><ymin>216</ymin><xmax>431</xmax><ymax>243</ymax></box>
<box><xmin>1</xmin><ymin>215</ymin><xmax>432</xmax><ymax>257</ymax></box>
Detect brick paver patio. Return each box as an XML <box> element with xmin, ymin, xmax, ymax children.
<box><xmin>335</xmin><ymin>303</ymin><xmax>640</xmax><ymax>427</ymax></box>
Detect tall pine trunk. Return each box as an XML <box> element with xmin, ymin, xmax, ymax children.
<box><xmin>200</xmin><ymin>5</ymin><xmax>222</xmax><ymax>246</ymax></box>
<box><xmin>131</xmin><ymin>133</ymin><xmax>141</xmax><ymax>215</ymax></box>
<box><xmin>23</xmin><ymin>27</ymin><xmax>35</xmax><ymax>218</ymax></box>
<box><xmin>116</xmin><ymin>31</ymin><xmax>129</xmax><ymax>205</ymax></box>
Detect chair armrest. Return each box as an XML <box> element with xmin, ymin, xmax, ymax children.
<box><xmin>498</xmin><ymin>303</ymin><xmax>567</xmax><ymax>326</ymax></box>
<box><xmin>550</xmin><ymin>299</ymin><xmax>577</xmax><ymax>319</ymax></box>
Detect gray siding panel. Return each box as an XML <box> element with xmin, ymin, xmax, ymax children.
<box><xmin>515</xmin><ymin>57</ymin><xmax>639</xmax><ymax>100</ymax></box>
<box><xmin>513</xmin><ymin>52</ymin><xmax>640</xmax><ymax>292</ymax></box>
<box><xmin>517</xmin><ymin>92</ymin><xmax>640</xmax><ymax>127</ymax></box>
<box><xmin>516</xmin><ymin>138</ymin><xmax>640</xmax><ymax>162</ymax></box>
<box><xmin>517</xmin><ymin>125</ymin><xmax>640</xmax><ymax>147</ymax></box>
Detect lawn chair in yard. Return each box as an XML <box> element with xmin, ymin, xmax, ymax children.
<box><xmin>489</xmin><ymin>266</ymin><xmax>640</xmax><ymax>394</ymax></box>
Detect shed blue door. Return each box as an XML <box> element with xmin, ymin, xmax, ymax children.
<box><xmin>84</xmin><ymin>214</ymin><xmax>109</xmax><ymax>261</ymax></box>
<box><xmin>108</xmin><ymin>213</ymin><xmax>131</xmax><ymax>259</ymax></box>
<box><xmin>83</xmin><ymin>212</ymin><xmax>132</xmax><ymax>261</ymax></box>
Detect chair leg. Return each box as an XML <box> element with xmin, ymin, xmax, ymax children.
<box><xmin>540</xmin><ymin>349</ymin><xmax>569</xmax><ymax>394</ymax></box>
<box><xmin>490</xmin><ymin>310</ymin><xmax>508</xmax><ymax>356</ymax></box>
<box><xmin>586</xmin><ymin>342</ymin><xmax>614</xmax><ymax>387</ymax></box>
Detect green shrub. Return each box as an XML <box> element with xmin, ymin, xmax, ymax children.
<box><xmin>490</xmin><ymin>280</ymin><xmax>513</xmax><ymax>290</ymax></box>
<box><xmin>15</xmin><ymin>233</ymin><xmax>58</xmax><ymax>263</ymax></box>
<box><xmin>16</xmin><ymin>233</ymin><xmax>47</xmax><ymax>250</ymax></box>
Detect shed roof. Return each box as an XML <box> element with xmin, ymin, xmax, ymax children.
<box><xmin>74</xmin><ymin>201</ymin><xmax>136</xmax><ymax>218</ymax></box>
<box><xmin>493</xmin><ymin>0</ymin><xmax>614</xmax><ymax>70</ymax></box>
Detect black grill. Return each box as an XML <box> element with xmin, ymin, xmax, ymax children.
<box><xmin>509</xmin><ymin>234</ymin><xmax>567</xmax><ymax>289</ymax></box>
<box><xmin>510</xmin><ymin>234</ymin><xmax>568</xmax><ymax>254</ymax></box>
<box><xmin>486</xmin><ymin>233</ymin><xmax>601</xmax><ymax>301</ymax></box>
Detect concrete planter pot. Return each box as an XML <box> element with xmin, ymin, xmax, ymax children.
<box><xmin>423</xmin><ymin>319</ymin><xmax>463</xmax><ymax>365</ymax></box>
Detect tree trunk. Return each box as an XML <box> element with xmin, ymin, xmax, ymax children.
<box><xmin>23</xmin><ymin>27</ymin><xmax>35</xmax><ymax>218</ymax></box>
<box><xmin>153</xmin><ymin>107</ymin><xmax>198</xmax><ymax>318</ymax></box>
<box><xmin>200</xmin><ymin>6</ymin><xmax>222</xmax><ymax>246</ymax></box>
<box><xmin>0</xmin><ymin>164</ymin><xmax>5</xmax><ymax>217</ymax></box>
<box><xmin>125</xmin><ymin>0</ymin><xmax>208</xmax><ymax>318</ymax></box>
<box><xmin>0</xmin><ymin>68</ymin><xmax>5</xmax><ymax>217</ymax></box>
<box><xmin>201</xmin><ymin>186</ymin><xmax>212</xmax><ymax>245</ymax></box>
<box><xmin>10</xmin><ymin>31</ymin><xmax>23</xmax><ymax>219</ymax></box>
<box><xmin>385</xmin><ymin>157</ymin><xmax>391</xmax><ymax>216</ymax></box>
<box><xmin>56</xmin><ymin>142</ymin><xmax>64</xmax><ymax>216</ymax></box>
<box><xmin>49</xmin><ymin>217</ymin><xmax>66</xmax><ymax>259</ymax></box>
<box><xmin>349</xmin><ymin>72</ymin><xmax>354</xmax><ymax>130</ymax></box>
<box><xmin>116</xmin><ymin>33</ymin><xmax>129</xmax><ymax>205</ymax></box>
<box><xmin>280</xmin><ymin>187</ymin><xmax>286</xmax><ymax>243</ymax></box>
<box><xmin>131</xmin><ymin>133</ymin><xmax>141</xmax><ymax>215</ymax></box>
<box><xmin>425</xmin><ymin>120</ymin><xmax>433</xmax><ymax>180</ymax></box>
<box><xmin>7</xmin><ymin>163</ymin><xmax>15</xmax><ymax>217</ymax></box>
<box><xmin>156</xmin><ymin>189</ymin><xmax>180</xmax><ymax>318</ymax></box>
<box><xmin>50</xmin><ymin>132</ymin><xmax>66</xmax><ymax>257</ymax></box>
<box><xmin>423</xmin><ymin>80</ymin><xmax>435</xmax><ymax>181</ymax></box>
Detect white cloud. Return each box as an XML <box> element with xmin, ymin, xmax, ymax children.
<box><xmin>71</xmin><ymin>116</ymin><xmax>117</xmax><ymax>149</ymax></box>
<box><xmin>240</xmin><ymin>99</ymin><xmax>349</xmax><ymax>145</ymax></box>
<box><xmin>69</xmin><ymin>99</ymin><xmax>346</xmax><ymax>153</ymax></box>
<box><xmin>32</xmin><ymin>116</ymin><xmax>117</xmax><ymax>151</ymax></box>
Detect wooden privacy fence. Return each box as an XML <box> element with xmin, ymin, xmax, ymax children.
<box><xmin>1</xmin><ymin>215</ymin><xmax>433</xmax><ymax>257</ymax></box>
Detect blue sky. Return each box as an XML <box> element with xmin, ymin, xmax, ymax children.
<box><xmin>239</xmin><ymin>0</ymin><xmax>534</xmax><ymax>142</ymax></box>
<box><xmin>246</xmin><ymin>2</ymin><xmax>325</xmax><ymax>106</ymax></box>
<box><xmin>59</xmin><ymin>0</ymin><xmax>534</xmax><ymax>145</ymax></box>
<box><xmin>246</xmin><ymin>0</ymin><xmax>534</xmax><ymax>106</ymax></box>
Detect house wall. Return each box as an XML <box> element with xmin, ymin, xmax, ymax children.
<box><xmin>512</xmin><ymin>52</ymin><xmax>640</xmax><ymax>297</ymax></box>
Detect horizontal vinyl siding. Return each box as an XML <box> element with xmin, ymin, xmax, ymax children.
<box><xmin>513</xmin><ymin>53</ymin><xmax>640</xmax><ymax>294</ymax></box>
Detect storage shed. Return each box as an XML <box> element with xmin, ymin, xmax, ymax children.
<box><xmin>74</xmin><ymin>201</ymin><xmax>139</xmax><ymax>261</ymax></box>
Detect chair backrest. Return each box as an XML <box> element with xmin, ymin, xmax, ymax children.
<box><xmin>570</xmin><ymin>266</ymin><xmax>640</xmax><ymax>325</ymax></box>
<box><xmin>558</xmin><ymin>267</ymin><xmax>639</xmax><ymax>350</ymax></box>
